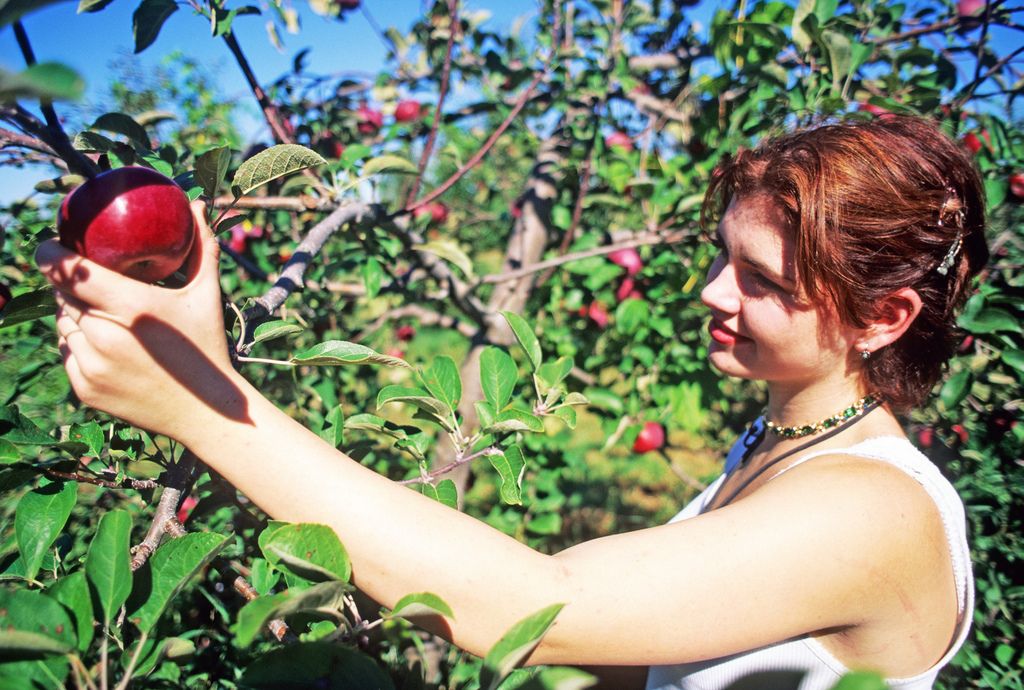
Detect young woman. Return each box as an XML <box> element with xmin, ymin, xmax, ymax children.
<box><xmin>36</xmin><ymin>114</ymin><xmax>986</xmax><ymax>690</ymax></box>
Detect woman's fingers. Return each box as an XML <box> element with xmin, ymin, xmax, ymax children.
<box><xmin>36</xmin><ymin>238</ymin><xmax>155</xmax><ymax>313</ymax></box>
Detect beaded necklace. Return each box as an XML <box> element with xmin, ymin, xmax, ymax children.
<box><xmin>764</xmin><ymin>394</ymin><xmax>878</xmax><ymax>438</ymax></box>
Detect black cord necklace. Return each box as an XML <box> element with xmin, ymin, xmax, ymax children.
<box><xmin>700</xmin><ymin>399</ymin><xmax>883</xmax><ymax>513</ymax></box>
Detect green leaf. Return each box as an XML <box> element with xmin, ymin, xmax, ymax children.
<box><xmin>0</xmin><ymin>62</ymin><xmax>84</xmax><ymax>103</ymax></box>
<box><xmin>68</xmin><ymin>420</ymin><xmax>104</xmax><ymax>457</ymax></box>
<box><xmin>259</xmin><ymin>522</ymin><xmax>351</xmax><ymax>583</ymax></box>
<box><xmin>413</xmin><ymin>240</ymin><xmax>475</xmax><ymax>279</ymax></box>
<box><xmin>344</xmin><ymin>414</ymin><xmax>428</xmax><ymax>460</ymax></box>
<box><xmin>481</xmin><ymin>408</ymin><xmax>544</xmax><ymax>436</ymax></box>
<box><xmin>791</xmin><ymin>0</ymin><xmax>815</xmax><ymax>51</ymax></box>
<box><xmin>475</xmin><ymin>400</ymin><xmax>497</xmax><ymax>429</ymax></box>
<box><xmin>1003</xmin><ymin>349</ymin><xmax>1024</xmax><ymax>373</ymax></box>
<box><xmin>320</xmin><ymin>405</ymin><xmax>345</xmax><ymax>448</ymax></box>
<box><xmin>421</xmin><ymin>356</ymin><xmax>462</xmax><ymax>411</ymax></box>
<box><xmin>614</xmin><ymin>298</ymin><xmax>648</xmax><ymax>335</ymax></box>
<box><xmin>233</xmin><ymin>582</ymin><xmax>350</xmax><ymax>648</ymax></box>
<box><xmin>72</xmin><ymin>131</ymin><xmax>118</xmax><ymax>153</ymax></box>
<box><xmin>15</xmin><ymin>479</ymin><xmax>77</xmax><ymax>583</ymax></box>
<box><xmin>362</xmin><ymin>155</ymin><xmax>418</xmax><ymax>176</ymax></box>
<box><xmin>513</xmin><ymin>666</ymin><xmax>597</xmax><ymax>690</ymax></box>
<box><xmin>552</xmin><ymin>407</ymin><xmax>577</xmax><ymax>429</ymax></box>
<box><xmin>480</xmin><ymin>603</ymin><xmax>565</xmax><ymax>690</ymax></box>
<box><xmin>501</xmin><ymin>311</ymin><xmax>541</xmax><ymax>372</ymax></box>
<box><xmin>820</xmin><ymin>29</ymin><xmax>852</xmax><ymax>88</ymax></box>
<box><xmin>939</xmin><ymin>370</ymin><xmax>972</xmax><ymax>411</ymax></box>
<box><xmin>194</xmin><ymin>146</ymin><xmax>232</xmax><ymax>198</ymax></box>
<box><xmin>377</xmin><ymin>386</ymin><xmax>454</xmax><ymax>429</ymax></box>
<box><xmin>0</xmin><ymin>286</ymin><xmax>57</xmax><ymax>329</ymax></box>
<box><xmin>0</xmin><ymin>0</ymin><xmax>69</xmax><ymax>28</ymax></box>
<box><xmin>536</xmin><ymin>356</ymin><xmax>573</xmax><ymax>395</ymax></box>
<box><xmin>231</xmin><ymin>144</ymin><xmax>327</xmax><ymax>197</ymax></box>
<box><xmin>362</xmin><ymin>256</ymin><xmax>382</xmax><ymax>299</ymax></box>
<box><xmin>85</xmin><ymin>509</ymin><xmax>132</xmax><ymax>626</ymax></box>
<box><xmin>0</xmin><ymin>589</ymin><xmax>76</xmax><ymax>671</ymax></box>
<box><xmin>488</xmin><ymin>443</ymin><xmax>526</xmax><ymax>505</ymax></box>
<box><xmin>419</xmin><ymin>479</ymin><xmax>458</xmax><ymax>508</ymax></box>
<box><xmin>253</xmin><ymin>320</ymin><xmax>304</xmax><ymax>344</ymax></box>
<box><xmin>1</xmin><ymin>404</ymin><xmax>87</xmax><ymax>455</ymax></box>
<box><xmin>237</xmin><ymin>640</ymin><xmax>393</xmax><ymax>688</ymax></box>
<box><xmin>127</xmin><ymin>532</ymin><xmax>229</xmax><ymax>634</ymax></box>
<box><xmin>480</xmin><ymin>347</ymin><xmax>517</xmax><ymax>412</ymax></box>
<box><xmin>91</xmin><ymin>112</ymin><xmax>151</xmax><ymax>149</ymax></box>
<box><xmin>132</xmin><ymin>0</ymin><xmax>177</xmax><ymax>53</ymax></box>
<box><xmin>386</xmin><ymin>592</ymin><xmax>454</xmax><ymax>621</ymax></box>
<box><xmin>78</xmin><ymin>0</ymin><xmax>114</xmax><ymax>11</ymax></box>
<box><xmin>959</xmin><ymin>308</ymin><xmax>1020</xmax><ymax>334</ymax></box>
<box><xmin>46</xmin><ymin>571</ymin><xmax>94</xmax><ymax>652</ymax></box>
<box><xmin>290</xmin><ymin>341</ymin><xmax>412</xmax><ymax>368</ymax></box>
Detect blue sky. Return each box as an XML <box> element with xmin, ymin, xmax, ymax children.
<box><xmin>0</xmin><ymin>1</ymin><xmax>540</xmax><ymax>201</ymax></box>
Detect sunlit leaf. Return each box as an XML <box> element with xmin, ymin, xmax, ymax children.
<box><xmin>480</xmin><ymin>603</ymin><xmax>564</xmax><ymax>690</ymax></box>
<box><xmin>233</xmin><ymin>582</ymin><xmax>350</xmax><ymax>648</ymax></box>
<box><xmin>259</xmin><ymin>521</ymin><xmax>351</xmax><ymax>583</ymax></box>
<box><xmin>253</xmin><ymin>320</ymin><xmax>304</xmax><ymax>344</ymax></box>
<box><xmin>419</xmin><ymin>479</ymin><xmax>458</xmax><ymax>508</ymax></box>
<box><xmin>194</xmin><ymin>146</ymin><xmax>233</xmax><ymax>198</ymax></box>
<box><xmin>480</xmin><ymin>347</ymin><xmax>517</xmax><ymax>412</ymax></box>
<box><xmin>0</xmin><ymin>62</ymin><xmax>84</xmax><ymax>102</ymax></box>
<box><xmin>413</xmin><ymin>240</ymin><xmax>475</xmax><ymax>279</ymax></box>
<box><xmin>290</xmin><ymin>341</ymin><xmax>412</xmax><ymax>368</ymax></box>
<box><xmin>502</xmin><ymin>311</ymin><xmax>541</xmax><ymax>372</ymax></box>
<box><xmin>488</xmin><ymin>443</ymin><xmax>526</xmax><ymax>505</ymax></box>
<box><xmin>232</xmin><ymin>144</ymin><xmax>327</xmax><ymax>197</ymax></box>
<box><xmin>362</xmin><ymin>155</ymin><xmax>418</xmax><ymax>176</ymax></box>
<box><xmin>421</xmin><ymin>356</ymin><xmax>462</xmax><ymax>411</ymax></box>
<box><xmin>386</xmin><ymin>592</ymin><xmax>454</xmax><ymax>621</ymax></box>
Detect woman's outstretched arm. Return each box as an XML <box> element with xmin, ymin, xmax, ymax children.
<box><xmin>34</xmin><ymin>204</ymin><xmax>948</xmax><ymax>673</ymax></box>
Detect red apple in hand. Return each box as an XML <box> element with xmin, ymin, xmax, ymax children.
<box><xmin>633</xmin><ymin>421</ymin><xmax>665</xmax><ymax>453</ymax></box>
<box><xmin>57</xmin><ymin>166</ymin><xmax>195</xmax><ymax>284</ymax></box>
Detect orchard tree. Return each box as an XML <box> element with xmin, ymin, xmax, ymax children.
<box><xmin>1</xmin><ymin>1</ymin><xmax>1022</xmax><ymax>688</ymax></box>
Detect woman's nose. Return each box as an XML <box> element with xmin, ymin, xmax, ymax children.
<box><xmin>701</xmin><ymin>254</ymin><xmax>740</xmax><ymax>314</ymax></box>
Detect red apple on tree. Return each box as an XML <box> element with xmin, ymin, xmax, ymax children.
<box><xmin>606</xmin><ymin>131</ymin><xmax>634</xmax><ymax>152</ymax></box>
<box><xmin>356</xmin><ymin>105</ymin><xmax>383</xmax><ymax>135</ymax></box>
<box><xmin>1009</xmin><ymin>172</ymin><xmax>1024</xmax><ymax>199</ymax></box>
<box><xmin>394</xmin><ymin>100</ymin><xmax>423</xmax><ymax>123</ymax></box>
<box><xmin>609</xmin><ymin>247</ymin><xmax>642</xmax><ymax>275</ymax></box>
<box><xmin>962</xmin><ymin>131</ymin><xmax>988</xmax><ymax>156</ymax></box>
<box><xmin>0</xmin><ymin>281</ymin><xmax>12</xmax><ymax>312</ymax></box>
<box><xmin>956</xmin><ymin>0</ymin><xmax>986</xmax><ymax>32</ymax></box>
<box><xmin>633</xmin><ymin>421</ymin><xmax>665</xmax><ymax>453</ymax></box>
<box><xmin>414</xmin><ymin>202</ymin><xmax>449</xmax><ymax>225</ymax></box>
<box><xmin>57</xmin><ymin>166</ymin><xmax>195</xmax><ymax>284</ymax></box>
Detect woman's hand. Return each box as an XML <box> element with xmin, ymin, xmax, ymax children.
<box><xmin>35</xmin><ymin>200</ymin><xmax>245</xmax><ymax>443</ymax></box>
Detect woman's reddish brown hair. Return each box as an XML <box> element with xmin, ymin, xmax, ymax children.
<box><xmin>701</xmin><ymin>115</ymin><xmax>988</xmax><ymax>411</ymax></box>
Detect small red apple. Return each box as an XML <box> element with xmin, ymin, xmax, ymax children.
<box><xmin>394</xmin><ymin>100</ymin><xmax>423</xmax><ymax>123</ymax></box>
<box><xmin>228</xmin><ymin>225</ymin><xmax>248</xmax><ymax>254</ymax></box>
<box><xmin>414</xmin><ymin>202</ymin><xmax>449</xmax><ymax>225</ymax></box>
<box><xmin>609</xmin><ymin>248</ymin><xmax>642</xmax><ymax>275</ymax></box>
<box><xmin>57</xmin><ymin>166</ymin><xmax>195</xmax><ymax>284</ymax></box>
<box><xmin>356</xmin><ymin>105</ymin><xmax>383</xmax><ymax>135</ymax></box>
<box><xmin>616</xmin><ymin>277</ymin><xmax>644</xmax><ymax>302</ymax></box>
<box><xmin>395</xmin><ymin>325</ymin><xmax>416</xmax><ymax>341</ymax></box>
<box><xmin>0</xmin><ymin>281</ymin><xmax>12</xmax><ymax>312</ymax></box>
<box><xmin>916</xmin><ymin>426</ymin><xmax>934</xmax><ymax>449</ymax></box>
<box><xmin>386</xmin><ymin>347</ymin><xmax>405</xmax><ymax>359</ymax></box>
<box><xmin>858</xmin><ymin>102</ymin><xmax>890</xmax><ymax>117</ymax></box>
<box><xmin>962</xmin><ymin>131</ymin><xmax>988</xmax><ymax>156</ymax></box>
<box><xmin>177</xmin><ymin>495</ymin><xmax>199</xmax><ymax>524</ymax></box>
<box><xmin>956</xmin><ymin>0</ymin><xmax>986</xmax><ymax>31</ymax></box>
<box><xmin>585</xmin><ymin>301</ymin><xmax>609</xmax><ymax>328</ymax></box>
<box><xmin>606</xmin><ymin>132</ymin><xmax>634</xmax><ymax>152</ymax></box>
<box><xmin>1009</xmin><ymin>172</ymin><xmax>1024</xmax><ymax>199</ymax></box>
<box><xmin>633</xmin><ymin>421</ymin><xmax>665</xmax><ymax>453</ymax></box>
<box><xmin>951</xmin><ymin>424</ymin><xmax>969</xmax><ymax>445</ymax></box>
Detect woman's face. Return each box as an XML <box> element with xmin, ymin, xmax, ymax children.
<box><xmin>700</xmin><ymin>195</ymin><xmax>861</xmax><ymax>394</ymax></box>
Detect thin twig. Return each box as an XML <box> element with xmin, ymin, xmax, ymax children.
<box><xmin>405</xmin><ymin>0</ymin><xmax>459</xmax><ymax>207</ymax></box>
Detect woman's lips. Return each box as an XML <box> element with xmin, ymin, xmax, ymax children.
<box><xmin>708</xmin><ymin>318</ymin><xmax>745</xmax><ymax>345</ymax></box>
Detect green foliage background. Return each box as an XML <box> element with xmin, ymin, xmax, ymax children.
<box><xmin>1</xmin><ymin>0</ymin><xmax>1022</xmax><ymax>688</ymax></box>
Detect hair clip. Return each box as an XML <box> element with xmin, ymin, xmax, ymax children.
<box><xmin>936</xmin><ymin>184</ymin><xmax>964</xmax><ymax>277</ymax></box>
<box><xmin>937</xmin><ymin>229</ymin><xmax>962</xmax><ymax>276</ymax></box>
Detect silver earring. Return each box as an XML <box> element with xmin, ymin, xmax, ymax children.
<box><xmin>861</xmin><ymin>349</ymin><xmax>871</xmax><ymax>359</ymax></box>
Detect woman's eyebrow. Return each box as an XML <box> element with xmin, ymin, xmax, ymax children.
<box><xmin>741</xmin><ymin>253</ymin><xmax>797</xmax><ymax>286</ymax></box>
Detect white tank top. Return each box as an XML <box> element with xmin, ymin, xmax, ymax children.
<box><xmin>646</xmin><ymin>428</ymin><xmax>974</xmax><ymax>690</ymax></box>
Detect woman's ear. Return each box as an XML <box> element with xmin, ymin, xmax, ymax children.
<box><xmin>857</xmin><ymin>287</ymin><xmax>922</xmax><ymax>353</ymax></box>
